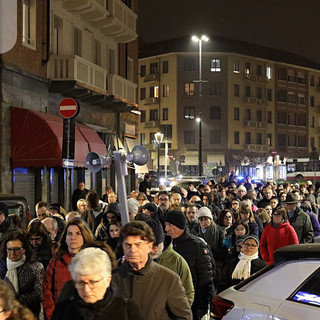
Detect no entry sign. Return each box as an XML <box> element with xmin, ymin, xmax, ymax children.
<box><xmin>59</xmin><ymin>98</ymin><xmax>79</xmax><ymax>119</ymax></box>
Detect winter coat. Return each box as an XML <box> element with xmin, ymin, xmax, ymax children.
<box><xmin>71</xmin><ymin>188</ymin><xmax>89</xmax><ymax>211</ymax></box>
<box><xmin>0</xmin><ymin>217</ymin><xmax>23</xmax><ymax>246</ymax></box>
<box><xmin>112</xmin><ymin>257</ymin><xmax>192</xmax><ymax>320</ymax></box>
<box><xmin>172</xmin><ymin>230</ymin><xmax>215</xmax><ymax>312</ymax></box>
<box><xmin>289</xmin><ymin>207</ymin><xmax>314</xmax><ymax>243</ymax></box>
<box><xmin>157</xmin><ymin>236</ymin><xmax>195</xmax><ymax>306</ymax></box>
<box><xmin>33</xmin><ymin>240</ymin><xmax>53</xmax><ymax>270</ymax></box>
<box><xmin>53</xmin><ymin>286</ymin><xmax>145</xmax><ymax>320</ymax></box>
<box><xmin>43</xmin><ymin>253</ymin><xmax>73</xmax><ymax>320</ymax></box>
<box><xmin>260</xmin><ymin>221</ymin><xmax>299</xmax><ymax>265</ymax></box>
<box><xmin>0</xmin><ymin>256</ymin><xmax>44</xmax><ymax>317</ymax></box>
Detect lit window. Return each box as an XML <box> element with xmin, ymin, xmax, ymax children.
<box><xmin>234</xmin><ymin>60</ymin><xmax>240</xmax><ymax>74</ymax></box>
<box><xmin>185</xmin><ymin>83</ymin><xmax>195</xmax><ymax>95</ymax></box>
<box><xmin>184</xmin><ymin>107</ymin><xmax>195</xmax><ymax>119</ymax></box>
<box><xmin>211</xmin><ymin>59</ymin><xmax>221</xmax><ymax>72</ymax></box>
<box><xmin>22</xmin><ymin>0</ymin><xmax>36</xmax><ymax>47</ymax></box>
<box><xmin>266</xmin><ymin>66</ymin><xmax>272</xmax><ymax>79</ymax></box>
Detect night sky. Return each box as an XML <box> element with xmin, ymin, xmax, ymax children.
<box><xmin>138</xmin><ymin>0</ymin><xmax>320</xmax><ymax>63</ymax></box>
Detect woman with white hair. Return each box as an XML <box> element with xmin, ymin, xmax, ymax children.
<box><xmin>52</xmin><ymin>247</ymin><xmax>145</xmax><ymax>320</ymax></box>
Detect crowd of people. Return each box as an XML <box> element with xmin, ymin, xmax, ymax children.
<box><xmin>0</xmin><ymin>174</ymin><xmax>318</xmax><ymax>319</ymax></box>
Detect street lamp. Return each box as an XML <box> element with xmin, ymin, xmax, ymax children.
<box><xmin>192</xmin><ymin>35</ymin><xmax>209</xmax><ymax>176</ymax></box>
<box><xmin>154</xmin><ymin>132</ymin><xmax>164</xmax><ymax>183</ymax></box>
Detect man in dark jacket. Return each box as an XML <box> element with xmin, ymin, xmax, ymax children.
<box><xmin>165</xmin><ymin>210</ymin><xmax>215</xmax><ymax>320</ymax></box>
<box><xmin>71</xmin><ymin>182</ymin><xmax>89</xmax><ymax>211</ymax></box>
<box><xmin>139</xmin><ymin>174</ymin><xmax>151</xmax><ymax>195</ymax></box>
<box><xmin>151</xmin><ymin>191</ymin><xmax>171</xmax><ymax>231</ymax></box>
<box><xmin>112</xmin><ymin>221</ymin><xmax>192</xmax><ymax>320</ymax></box>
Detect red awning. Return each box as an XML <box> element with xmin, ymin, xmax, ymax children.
<box><xmin>77</xmin><ymin>124</ymin><xmax>106</xmax><ymax>155</ymax></box>
<box><xmin>11</xmin><ymin>107</ymin><xmax>105</xmax><ymax>168</ymax></box>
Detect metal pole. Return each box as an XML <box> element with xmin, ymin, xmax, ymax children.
<box><xmin>165</xmin><ymin>141</ymin><xmax>168</xmax><ymax>179</ymax></box>
<box><xmin>199</xmin><ymin>39</ymin><xmax>203</xmax><ymax>176</ymax></box>
<box><xmin>65</xmin><ymin>119</ymin><xmax>71</xmax><ymax>211</ymax></box>
<box><xmin>157</xmin><ymin>143</ymin><xmax>160</xmax><ymax>183</ymax></box>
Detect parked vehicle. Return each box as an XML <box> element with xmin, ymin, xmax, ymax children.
<box><xmin>211</xmin><ymin>244</ymin><xmax>320</xmax><ymax>320</ymax></box>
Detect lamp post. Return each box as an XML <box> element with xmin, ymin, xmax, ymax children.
<box><xmin>192</xmin><ymin>35</ymin><xmax>208</xmax><ymax>176</ymax></box>
<box><xmin>154</xmin><ymin>132</ymin><xmax>164</xmax><ymax>183</ymax></box>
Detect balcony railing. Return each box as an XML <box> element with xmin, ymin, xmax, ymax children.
<box><xmin>244</xmin><ymin>120</ymin><xmax>267</xmax><ymax>128</ymax></box>
<box><xmin>245</xmin><ymin>144</ymin><xmax>268</xmax><ymax>152</ymax></box>
<box><xmin>144</xmin><ymin>97</ymin><xmax>160</xmax><ymax>105</ymax></box>
<box><xmin>144</xmin><ymin>121</ymin><xmax>160</xmax><ymax>128</ymax></box>
<box><xmin>107</xmin><ymin>73</ymin><xmax>137</xmax><ymax>104</ymax></box>
<box><xmin>144</xmin><ymin>74</ymin><xmax>159</xmax><ymax>82</ymax></box>
<box><xmin>48</xmin><ymin>55</ymin><xmax>107</xmax><ymax>92</ymax></box>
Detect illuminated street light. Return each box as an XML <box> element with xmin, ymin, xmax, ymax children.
<box><xmin>154</xmin><ymin>132</ymin><xmax>164</xmax><ymax>182</ymax></box>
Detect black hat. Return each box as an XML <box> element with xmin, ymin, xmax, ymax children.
<box><xmin>171</xmin><ymin>185</ymin><xmax>182</xmax><ymax>194</ymax></box>
<box><xmin>146</xmin><ymin>219</ymin><xmax>164</xmax><ymax>246</ymax></box>
<box><xmin>284</xmin><ymin>193</ymin><xmax>299</xmax><ymax>204</ymax></box>
<box><xmin>164</xmin><ymin>210</ymin><xmax>186</xmax><ymax>230</ymax></box>
<box><xmin>0</xmin><ymin>203</ymin><xmax>8</xmax><ymax>218</ymax></box>
<box><xmin>141</xmin><ymin>203</ymin><xmax>158</xmax><ymax>214</ymax></box>
<box><xmin>49</xmin><ymin>203</ymin><xmax>61</xmax><ymax>214</ymax></box>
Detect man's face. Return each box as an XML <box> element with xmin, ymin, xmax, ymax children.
<box><xmin>108</xmin><ymin>193</ymin><xmax>117</xmax><ymax>204</ymax></box>
<box><xmin>285</xmin><ymin>203</ymin><xmax>296</xmax><ymax>212</ymax></box>
<box><xmin>165</xmin><ymin>222</ymin><xmax>183</xmax><ymax>239</ymax></box>
<box><xmin>203</xmin><ymin>186</ymin><xmax>211</xmax><ymax>193</ymax></box>
<box><xmin>265</xmin><ymin>188</ymin><xmax>273</xmax><ymax>199</ymax></box>
<box><xmin>171</xmin><ymin>194</ymin><xmax>181</xmax><ymax>206</ymax></box>
<box><xmin>37</xmin><ymin>206</ymin><xmax>49</xmax><ymax>221</ymax></box>
<box><xmin>42</xmin><ymin>219</ymin><xmax>57</xmax><ymax>240</ymax></box>
<box><xmin>198</xmin><ymin>216</ymin><xmax>212</xmax><ymax>229</ymax></box>
<box><xmin>0</xmin><ymin>212</ymin><xmax>6</xmax><ymax>225</ymax></box>
<box><xmin>122</xmin><ymin>235</ymin><xmax>153</xmax><ymax>270</ymax></box>
<box><xmin>158</xmin><ymin>194</ymin><xmax>170</xmax><ymax>211</ymax></box>
<box><xmin>186</xmin><ymin>206</ymin><xmax>197</xmax><ymax>222</ymax></box>
<box><xmin>189</xmin><ymin>196</ymin><xmax>200</xmax><ymax>205</ymax></box>
<box><xmin>78</xmin><ymin>182</ymin><xmax>85</xmax><ymax>191</ymax></box>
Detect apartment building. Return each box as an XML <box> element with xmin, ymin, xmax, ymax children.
<box><xmin>0</xmin><ymin>0</ymin><xmax>139</xmax><ymax>211</ymax></box>
<box><xmin>138</xmin><ymin>36</ymin><xmax>320</xmax><ymax>179</ymax></box>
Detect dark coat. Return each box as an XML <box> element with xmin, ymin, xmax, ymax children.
<box><xmin>71</xmin><ymin>188</ymin><xmax>89</xmax><ymax>211</ymax></box>
<box><xmin>53</xmin><ymin>286</ymin><xmax>145</xmax><ymax>320</ymax></box>
<box><xmin>112</xmin><ymin>257</ymin><xmax>192</xmax><ymax>320</ymax></box>
<box><xmin>151</xmin><ymin>208</ymin><xmax>169</xmax><ymax>232</ymax></box>
<box><xmin>289</xmin><ymin>207</ymin><xmax>314</xmax><ymax>243</ymax></box>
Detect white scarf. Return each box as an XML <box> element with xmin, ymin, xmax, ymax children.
<box><xmin>232</xmin><ymin>252</ymin><xmax>259</xmax><ymax>280</ymax></box>
<box><xmin>6</xmin><ymin>255</ymin><xmax>26</xmax><ymax>293</ymax></box>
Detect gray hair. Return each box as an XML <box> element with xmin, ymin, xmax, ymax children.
<box><xmin>69</xmin><ymin>247</ymin><xmax>112</xmax><ymax>279</ymax></box>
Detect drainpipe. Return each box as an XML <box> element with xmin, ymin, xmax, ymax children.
<box><xmin>41</xmin><ymin>0</ymin><xmax>50</xmax><ymax>65</ymax></box>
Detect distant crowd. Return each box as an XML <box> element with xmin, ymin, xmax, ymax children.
<box><xmin>0</xmin><ymin>174</ymin><xmax>318</xmax><ymax>320</ymax></box>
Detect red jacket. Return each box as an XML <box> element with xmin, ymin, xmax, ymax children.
<box><xmin>43</xmin><ymin>253</ymin><xmax>73</xmax><ymax>320</ymax></box>
<box><xmin>260</xmin><ymin>221</ymin><xmax>299</xmax><ymax>265</ymax></box>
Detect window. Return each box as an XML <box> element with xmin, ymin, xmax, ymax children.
<box><xmin>184</xmin><ymin>107</ymin><xmax>195</xmax><ymax>119</ymax></box>
<box><xmin>277</xmin><ymin>111</ymin><xmax>287</xmax><ymax>124</ymax></box>
<box><xmin>234</xmin><ymin>84</ymin><xmax>240</xmax><ymax>96</ymax></box>
<box><xmin>256</xmin><ymin>64</ymin><xmax>262</xmax><ymax>76</ymax></box>
<box><xmin>277</xmin><ymin>90</ymin><xmax>287</xmax><ymax>102</ymax></box>
<box><xmin>297</xmin><ymin>114</ymin><xmax>307</xmax><ymax>126</ymax></box>
<box><xmin>266</xmin><ymin>66</ymin><xmax>272</xmax><ymax>79</ymax></box>
<box><xmin>288</xmin><ymin>113</ymin><xmax>295</xmax><ymax>125</ymax></box>
<box><xmin>256</xmin><ymin>133</ymin><xmax>262</xmax><ymax>145</ymax></box>
<box><xmin>108</xmin><ymin>48</ymin><xmax>115</xmax><ymax>73</ymax></box>
<box><xmin>149</xmin><ymin>132</ymin><xmax>156</xmax><ymax>144</ymax></box>
<box><xmin>211</xmin><ymin>59</ymin><xmax>221</xmax><ymax>72</ymax></box>
<box><xmin>234</xmin><ymin>60</ymin><xmax>240</xmax><ymax>74</ymax></box>
<box><xmin>267</xmin><ymin>134</ymin><xmax>272</xmax><ymax>146</ymax></box>
<box><xmin>287</xmin><ymin>70</ymin><xmax>296</xmax><ymax>82</ymax></box>
<box><xmin>140</xmin><ymin>110</ymin><xmax>146</xmax><ymax>122</ymax></box>
<box><xmin>245</xmin><ymin>132</ymin><xmax>251</xmax><ymax>144</ymax></box>
<box><xmin>163</xmin><ymin>84</ymin><xmax>169</xmax><ymax>97</ymax></box>
<box><xmin>310</xmin><ymin>75</ymin><xmax>315</xmax><ymax>86</ymax></box>
<box><xmin>311</xmin><ymin>96</ymin><xmax>315</xmax><ymax>107</ymax></box>
<box><xmin>210</xmin><ymin>131</ymin><xmax>221</xmax><ymax>144</ymax></box>
<box><xmin>234</xmin><ymin>108</ymin><xmax>240</xmax><ymax>120</ymax></box>
<box><xmin>210</xmin><ymin>82</ymin><xmax>221</xmax><ymax>95</ymax></box>
<box><xmin>22</xmin><ymin>0</ymin><xmax>36</xmax><ymax>47</ymax></box>
<box><xmin>278</xmin><ymin>134</ymin><xmax>286</xmax><ymax>147</ymax></box>
<box><xmin>288</xmin><ymin>135</ymin><xmax>296</xmax><ymax>147</ymax></box>
<box><xmin>140</xmin><ymin>133</ymin><xmax>146</xmax><ymax>145</ymax></box>
<box><xmin>311</xmin><ymin>137</ymin><xmax>315</xmax><ymax>148</ymax></box>
<box><xmin>150</xmin><ymin>63</ymin><xmax>158</xmax><ymax>74</ymax></box>
<box><xmin>184</xmin><ymin>58</ymin><xmax>195</xmax><ymax>71</ymax></box>
<box><xmin>245</xmin><ymin>63</ymin><xmax>251</xmax><ymax>75</ymax></box>
<box><xmin>140</xmin><ymin>65</ymin><xmax>146</xmax><ymax>77</ymax></box>
<box><xmin>267</xmin><ymin>89</ymin><xmax>272</xmax><ymax>101</ymax></box>
<box><xmin>277</xmin><ymin>68</ymin><xmax>286</xmax><ymax>81</ymax></box>
<box><xmin>245</xmin><ymin>86</ymin><xmax>251</xmax><ymax>97</ymax></box>
<box><xmin>245</xmin><ymin>109</ymin><xmax>251</xmax><ymax>121</ymax></box>
<box><xmin>298</xmin><ymin>135</ymin><xmax>307</xmax><ymax>147</ymax></box>
<box><xmin>267</xmin><ymin>111</ymin><xmax>272</xmax><ymax>123</ymax></box>
<box><xmin>184</xmin><ymin>131</ymin><xmax>195</xmax><ymax>144</ymax></box>
<box><xmin>74</xmin><ymin>27</ymin><xmax>82</xmax><ymax>56</ymax></box>
<box><xmin>298</xmin><ymin>93</ymin><xmax>306</xmax><ymax>105</ymax></box>
<box><xmin>234</xmin><ymin>132</ymin><xmax>240</xmax><ymax>144</ymax></box>
<box><xmin>257</xmin><ymin>110</ymin><xmax>262</xmax><ymax>122</ymax></box>
<box><xmin>150</xmin><ymin>86</ymin><xmax>159</xmax><ymax>98</ymax></box>
<box><xmin>52</xmin><ymin>15</ymin><xmax>63</xmax><ymax>55</ymax></box>
<box><xmin>185</xmin><ymin>83</ymin><xmax>195</xmax><ymax>95</ymax></box>
<box><xmin>140</xmin><ymin>88</ymin><xmax>146</xmax><ymax>100</ymax></box>
<box><xmin>94</xmin><ymin>40</ymin><xmax>101</xmax><ymax>66</ymax></box>
<box><xmin>297</xmin><ymin>71</ymin><xmax>306</xmax><ymax>84</ymax></box>
<box><xmin>210</xmin><ymin>106</ymin><xmax>221</xmax><ymax>120</ymax></box>
<box><xmin>162</xmin><ymin>61</ymin><xmax>168</xmax><ymax>74</ymax></box>
<box><xmin>162</xmin><ymin>108</ymin><xmax>168</xmax><ymax>121</ymax></box>
<box><xmin>256</xmin><ymin>87</ymin><xmax>262</xmax><ymax>99</ymax></box>
<box><xmin>288</xmin><ymin>92</ymin><xmax>296</xmax><ymax>104</ymax></box>
<box><xmin>311</xmin><ymin>116</ymin><xmax>315</xmax><ymax>128</ymax></box>
<box><xmin>149</xmin><ymin>109</ymin><xmax>159</xmax><ymax>121</ymax></box>
<box><xmin>127</xmin><ymin>58</ymin><xmax>133</xmax><ymax>82</ymax></box>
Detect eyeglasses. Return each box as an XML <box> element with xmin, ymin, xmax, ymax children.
<box><xmin>74</xmin><ymin>277</ymin><xmax>106</xmax><ymax>290</ymax></box>
<box><xmin>243</xmin><ymin>243</ymin><xmax>258</xmax><ymax>248</ymax></box>
<box><xmin>7</xmin><ymin>247</ymin><xmax>23</xmax><ymax>253</ymax></box>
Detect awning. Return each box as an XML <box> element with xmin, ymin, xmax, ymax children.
<box><xmin>125</xmin><ymin>138</ymin><xmax>149</xmax><ymax>174</ymax></box>
<box><xmin>11</xmin><ymin>107</ymin><xmax>106</xmax><ymax>168</ymax></box>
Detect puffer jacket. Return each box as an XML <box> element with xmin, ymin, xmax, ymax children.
<box><xmin>289</xmin><ymin>207</ymin><xmax>314</xmax><ymax>243</ymax></box>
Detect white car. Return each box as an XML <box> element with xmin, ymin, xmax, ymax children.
<box><xmin>211</xmin><ymin>244</ymin><xmax>320</xmax><ymax>319</ymax></box>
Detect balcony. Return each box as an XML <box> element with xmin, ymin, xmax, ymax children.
<box><xmin>107</xmin><ymin>73</ymin><xmax>137</xmax><ymax>104</ymax></box>
<box><xmin>244</xmin><ymin>73</ymin><xmax>256</xmax><ymax>81</ymax></box>
<box><xmin>244</xmin><ymin>120</ymin><xmax>267</xmax><ymax>128</ymax></box>
<box><xmin>243</xmin><ymin>97</ymin><xmax>258</xmax><ymax>104</ymax></box>
<box><xmin>144</xmin><ymin>74</ymin><xmax>159</xmax><ymax>83</ymax></box>
<box><xmin>144</xmin><ymin>121</ymin><xmax>160</xmax><ymax>129</ymax></box>
<box><xmin>257</xmin><ymin>75</ymin><xmax>269</xmax><ymax>82</ymax></box>
<box><xmin>61</xmin><ymin>0</ymin><xmax>137</xmax><ymax>43</ymax></box>
<box><xmin>245</xmin><ymin>144</ymin><xmax>268</xmax><ymax>152</ymax></box>
<box><xmin>144</xmin><ymin>97</ymin><xmax>160</xmax><ymax>105</ymax></box>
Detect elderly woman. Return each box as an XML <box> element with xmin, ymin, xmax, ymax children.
<box><xmin>0</xmin><ymin>279</ymin><xmax>36</xmax><ymax>320</ymax></box>
<box><xmin>260</xmin><ymin>206</ymin><xmax>299</xmax><ymax>265</ymax></box>
<box><xmin>43</xmin><ymin>218</ymin><xmax>94</xmax><ymax>320</ymax></box>
<box><xmin>52</xmin><ymin>247</ymin><xmax>145</xmax><ymax>320</ymax></box>
<box><xmin>0</xmin><ymin>232</ymin><xmax>44</xmax><ymax>318</ymax></box>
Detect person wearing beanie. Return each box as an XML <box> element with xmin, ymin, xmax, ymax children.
<box><xmin>165</xmin><ymin>210</ymin><xmax>215</xmax><ymax>320</ymax></box>
<box><xmin>127</xmin><ymin>198</ymin><xmax>139</xmax><ymax>221</ymax></box>
<box><xmin>0</xmin><ymin>203</ymin><xmax>23</xmax><ymax>246</ymax></box>
<box><xmin>237</xmin><ymin>185</ymin><xmax>247</xmax><ymax>201</ymax></box>
<box><xmin>141</xmin><ymin>203</ymin><xmax>158</xmax><ymax>216</ymax></box>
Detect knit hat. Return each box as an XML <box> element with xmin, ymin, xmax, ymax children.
<box><xmin>127</xmin><ymin>198</ymin><xmax>139</xmax><ymax>214</ymax></box>
<box><xmin>141</xmin><ymin>202</ymin><xmax>158</xmax><ymax>214</ymax></box>
<box><xmin>237</xmin><ymin>185</ymin><xmax>247</xmax><ymax>193</ymax></box>
<box><xmin>0</xmin><ymin>202</ymin><xmax>8</xmax><ymax>218</ymax></box>
<box><xmin>243</xmin><ymin>235</ymin><xmax>259</xmax><ymax>247</ymax></box>
<box><xmin>146</xmin><ymin>219</ymin><xmax>164</xmax><ymax>246</ymax></box>
<box><xmin>197</xmin><ymin>207</ymin><xmax>213</xmax><ymax>220</ymax></box>
<box><xmin>164</xmin><ymin>210</ymin><xmax>186</xmax><ymax>230</ymax></box>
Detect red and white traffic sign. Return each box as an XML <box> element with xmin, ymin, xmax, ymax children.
<box><xmin>59</xmin><ymin>98</ymin><xmax>79</xmax><ymax>119</ymax></box>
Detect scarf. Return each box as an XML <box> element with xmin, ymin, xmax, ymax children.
<box><xmin>232</xmin><ymin>252</ymin><xmax>259</xmax><ymax>280</ymax></box>
<box><xmin>6</xmin><ymin>255</ymin><xmax>26</xmax><ymax>293</ymax></box>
